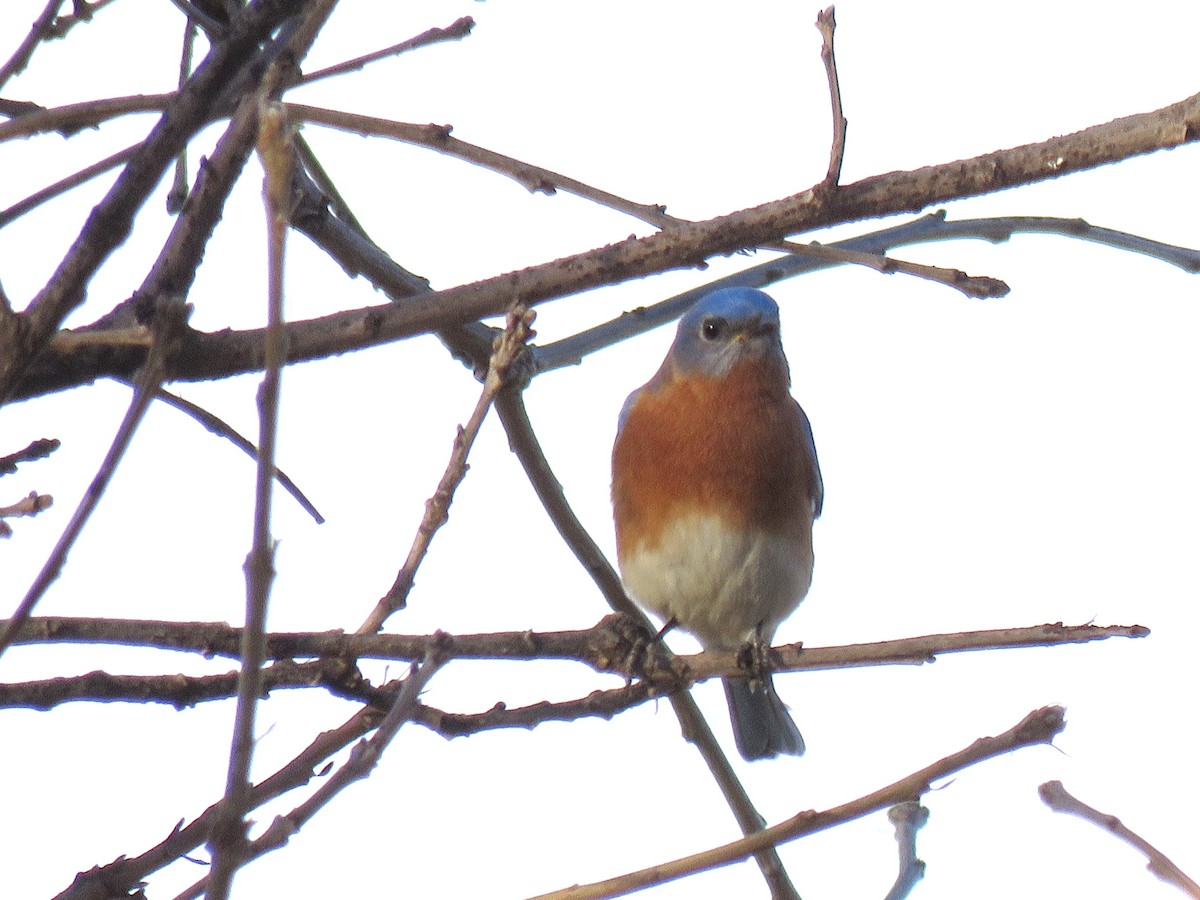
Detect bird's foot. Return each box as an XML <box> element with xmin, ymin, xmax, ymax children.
<box><xmin>592</xmin><ymin>613</ymin><xmax>668</xmax><ymax>684</ymax></box>
<box><xmin>736</xmin><ymin>625</ymin><xmax>774</xmax><ymax>691</ymax></box>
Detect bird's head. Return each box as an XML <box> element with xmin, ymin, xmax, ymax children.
<box><xmin>665</xmin><ymin>287</ymin><xmax>789</xmax><ymax>381</ymax></box>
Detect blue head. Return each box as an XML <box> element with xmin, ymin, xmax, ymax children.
<box><xmin>664</xmin><ymin>287</ymin><xmax>789</xmax><ymax>382</ymax></box>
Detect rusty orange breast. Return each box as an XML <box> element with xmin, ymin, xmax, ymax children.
<box><xmin>612</xmin><ymin>358</ymin><xmax>817</xmax><ymax>562</ymax></box>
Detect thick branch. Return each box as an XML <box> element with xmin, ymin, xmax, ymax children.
<box><xmin>0</xmin><ymin>0</ymin><xmax>305</xmax><ymax>403</ymax></box>
<box><xmin>8</xmin><ymin>91</ymin><xmax>1197</xmax><ymax>401</ymax></box>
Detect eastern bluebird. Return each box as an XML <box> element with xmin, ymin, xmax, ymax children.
<box><xmin>611</xmin><ymin>287</ymin><xmax>823</xmax><ymax>761</ymax></box>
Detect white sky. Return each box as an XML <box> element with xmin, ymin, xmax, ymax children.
<box><xmin>2</xmin><ymin>2</ymin><xmax>1199</xmax><ymax>898</ymax></box>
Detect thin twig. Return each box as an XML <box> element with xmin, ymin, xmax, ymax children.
<box><xmin>174</xmin><ymin>650</ymin><xmax>447</xmax><ymax>900</ymax></box>
<box><xmin>53</xmin><ymin>705</ymin><xmax>382</xmax><ymax>900</ymax></box>
<box><xmin>0</xmin><ymin>0</ymin><xmax>65</xmax><ymax>91</ymax></box>
<box><xmin>204</xmin><ymin>98</ymin><xmax>295</xmax><ymax>900</ymax></box>
<box><xmin>1039</xmin><ymin>781</ymin><xmax>1200</xmax><ymax>898</ymax></box>
<box><xmin>0</xmin><ymin>437</ymin><xmax>60</xmax><ymax>474</ymax></box>
<box><xmin>883</xmin><ymin>802</ymin><xmax>929</xmax><ymax>900</ymax></box>
<box><xmin>0</xmin><ymin>93</ymin><xmax>677</xmax><ymax>229</ymax></box>
<box><xmin>770</xmin><ymin>238</ymin><xmax>1010</xmax><ymax>298</ymax></box>
<box><xmin>288</xmin><ymin>104</ymin><xmax>679</xmax><ymax>229</ymax></box>
<box><xmin>293</xmin><ymin>133</ymin><xmax>365</xmax><ymax>232</ymax></box>
<box><xmin>300</xmin><ymin>16</ymin><xmax>476</xmax><ymax>86</ymax></box>
<box><xmin>0</xmin><ymin>299</ymin><xmax>188</xmax><ymax>659</ymax></box>
<box><xmin>0</xmin><ymin>491</ymin><xmax>53</xmax><ymax>519</ymax></box>
<box><xmin>359</xmin><ymin>303</ymin><xmax>537</xmax><ymax>633</ymax></box>
<box><xmin>0</xmin><ymin>141</ymin><xmax>139</xmax><ymax>229</ymax></box>
<box><xmin>150</xmin><ymin>387</ymin><xmax>323</xmax><ymax>522</ymax></box>
<box><xmin>167</xmin><ymin>19</ymin><xmax>197</xmax><ymax>214</ymax></box>
<box><xmin>44</xmin><ymin>0</ymin><xmax>123</xmax><ymax>38</ymax></box>
<box><xmin>166</xmin><ymin>0</ymin><xmax>228</xmax><ymax>37</ymax></box>
<box><xmin>534</xmin><ymin>212</ymin><xmax>1200</xmax><ymax>373</ymax></box>
<box><xmin>0</xmin><ymin>92</ymin><xmax>173</xmax><ymax>140</ymax></box>
<box><xmin>0</xmin><ymin>491</ymin><xmax>53</xmax><ymax>537</ymax></box>
<box><xmin>816</xmin><ymin>6</ymin><xmax>847</xmax><ymax>187</ymax></box>
<box><xmin>531</xmin><ymin>707</ymin><xmax>1066</xmax><ymax>900</ymax></box>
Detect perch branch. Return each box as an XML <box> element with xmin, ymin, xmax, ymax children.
<box><xmin>0</xmin><ymin>620</ymin><xmax>1149</xmax><ymax>710</ymax></box>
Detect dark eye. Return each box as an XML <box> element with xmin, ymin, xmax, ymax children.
<box><xmin>701</xmin><ymin>317</ymin><xmax>726</xmax><ymax>341</ymax></box>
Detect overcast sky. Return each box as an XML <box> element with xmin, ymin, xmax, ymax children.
<box><xmin>2</xmin><ymin>2</ymin><xmax>1199</xmax><ymax>898</ymax></box>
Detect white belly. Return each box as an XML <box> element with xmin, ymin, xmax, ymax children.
<box><xmin>619</xmin><ymin>512</ymin><xmax>812</xmax><ymax>649</ymax></box>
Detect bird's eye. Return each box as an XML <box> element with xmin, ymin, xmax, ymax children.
<box><xmin>701</xmin><ymin>317</ymin><xmax>726</xmax><ymax>341</ymax></box>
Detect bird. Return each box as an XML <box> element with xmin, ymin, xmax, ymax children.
<box><xmin>611</xmin><ymin>286</ymin><xmax>823</xmax><ymax>761</ymax></box>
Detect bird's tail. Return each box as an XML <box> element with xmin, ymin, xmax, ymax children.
<box><xmin>723</xmin><ymin>676</ymin><xmax>805</xmax><ymax>760</ymax></box>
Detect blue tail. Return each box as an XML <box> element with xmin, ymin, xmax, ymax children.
<box><xmin>723</xmin><ymin>676</ymin><xmax>804</xmax><ymax>760</ymax></box>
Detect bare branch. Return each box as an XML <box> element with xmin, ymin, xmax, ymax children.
<box><xmin>173</xmin><ymin>649</ymin><xmax>447</xmax><ymax>900</ymax></box>
<box><xmin>1039</xmin><ymin>781</ymin><xmax>1200</xmax><ymax>898</ymax></box>
<box><xmin>90</xmin><ymin>91</ymin><xmax>1200</xmax><ymax>389</ymax></box>
<box><xmin>531</xmin><ymin>706</ymin><xmax>1066</xmax><ymax>900</ymax></box>
<box><xmin>150</xmin><ymin>387</ymin><xmax>324</xmax><ymax>522</ymax></box>
<box><xmin>0</xmin><ymin>437</ymin><xmax>60</xmax><ymax>474</ymax></box>
<box><xmin>0</xmin><ymin>142</ymin><xmax>139</xmax><ymax>230</ymax></box>
<box><xmin>883</xmin><ymin>802</ymin><xmax>929</xmax><ymax>900</ymax></box>
<box><xmin>299</xmin><ymin>16</ymin><xmax>476</xmax><ymax>86</ymax></box>
<box><xmin>0</xmin><ymin>92</ymin><xmax>172</xmax><ymax>140</ymax></box>
<box><xmin>360</xmin><ymin>304</ymin><xmax>537</xmax><ymax>633</ymax></box>
<box><xmin>0</xmin><ymin>300</ymin><xmax>188</xmax><ymax>658</ymax></box>
<box><xmin>0</xmin><ymin>490</ymin><xmax>53</xmax><ymax>520</ymax></box>
<box><xmin>0</xmin><ymin>0</ymin><xmax>65</xmax><ymax>91</ymax></box>
<box><xmin>0</xmin><ymin>659</ymin><xmax>375</xmax><ymax>711</ymax></box>
<box><xmin>534</xmin><ymin>212</ymin><xmax>1200</xmax><ymax>373</ymax></box>
<box><xmin>289</xmin><ymin>104</ymin><xmax>679</xmax><ymax>229</ymax></box>
<box><xmin>770</xmin><ymin>238</ymin><xmax>1010</xmax><ymax>298</ymax></box>
<box><xmin>204</xmin><ymin>95</ymin><xmax>299</xmax><ymax>900</ymax></box>
<box><xmin>0</xmin><ymin>617</ymin><xmax>1149</xmax><ymax>688</ymax></box>
<box><xmin>0</xmin><ymin>0</ymin><xmax>305</xmax><ymax>404</ymax></box>
<box><xmin>166</xmin><ymin>19</ymin><xmax>198</xmax><ymax>214</ymax></box>
<box><xmin>815</xmin><ymin>6</ymin><xmax>847</xmax><ymax>186</ymax></box>
<box><xmin>54</xmin><ymin>705</ymin><xmax>382</xmax><ymax>900</ymax></box>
